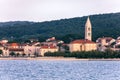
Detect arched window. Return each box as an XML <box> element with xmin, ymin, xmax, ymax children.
<box><xmin>88</xmin><ymin>28</ymin><xmax>90</xmax><ymax>31</ymax></box>
<box><xmin>88</xmin><ymin>33</ymin><xmax>91</xmax><ymax>36</ymax></box>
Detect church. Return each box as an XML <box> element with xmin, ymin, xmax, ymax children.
<box><xmin>69</xmin><ymin>17</ymin><xmax>97</xmax><ymax>52</ymax></box>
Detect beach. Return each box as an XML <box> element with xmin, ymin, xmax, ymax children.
<box><xmin>0</xmin><ymin>57</ymin><xmax>120</xmax><ymax>61</ymax></box>
<box><xmin>0</xmin><ymin>57</ymin><xmax>87</xmax><ymax>61</ymax></box>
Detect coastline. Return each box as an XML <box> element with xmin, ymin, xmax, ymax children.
<box><xmin>0</xmin><ymin>57</ymin><xmax>120</xmax><ymax>61</ymax></box>
<box><xmin>0</xmin><ymin>57</ymin><xmax>87</xmax><ymax>61</ymax></box>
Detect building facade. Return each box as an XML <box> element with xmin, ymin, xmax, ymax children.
<box><xmin>40</xmin><ymin>45</ymin><xmax>58</xmax><ymax>56</ymax></box>
<box><xmin>85</xmin><ymin>17</ymin><xmax>92</xmax><ymax>41</ymax></box>
<box><xmin>69</xmin><ymin>39</ymin><xmax>97</xmax><ymax>52</ymax></box>
<box><xmin>69</xmin><ymin>17</ymin><xmax>97</xmax><ymax>52</ymax></box>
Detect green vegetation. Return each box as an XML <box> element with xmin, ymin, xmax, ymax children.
<box><xmin>0</xmin><ymin>49</ymin><xmax>3</xmax><ymax>55</ymax></box>
<box><xmin>16</xmin><ymin>53</ymin><xmax>20</xmax><ymax>57</ymax></box>
<box><xmin>9</xmin><ymin>52</ymin><xmax>26</xmax><ymax>57</ymax></box>
<box><xmin>22</xmin><ymin>53</ymin><xmax>26</xmax><ymax>57</ymax></box>
<box><xmin>9</xmin><ymin>52</ymin><xmax>16</xmax><ymax>56</ymax></box>
<box><xmin>0</xmin><ymin>13</ymin><xmax>120</xmax><ymax>42</ymax></box>
<box><xmin>44</xmin><ymin>50</ymin><xmax>120</xmax><ymax>58</ymax></box>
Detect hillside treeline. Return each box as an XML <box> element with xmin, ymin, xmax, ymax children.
<box><xmin>0</xmin><ymin>13</ymin><xmax>120</xmax><ymax>43</ymax></box>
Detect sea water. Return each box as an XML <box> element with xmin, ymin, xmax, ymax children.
<box><xmin>0</xmin><ymin>60</ymin><xmax>120</xmax><ymax>80</ymax></box>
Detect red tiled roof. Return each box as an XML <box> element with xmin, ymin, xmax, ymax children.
<box><xmin>10</xmin><ymin>43</ymin><xmax>20</xmax><ymax>46</ymax></box>
<box><xmin>70</xmin><ymin>39</ymin><xmax>96</xmax><ymax>44</ymax></box>
<box><xmin>41</xmin><ymin>46</ymin><xmax>57</xmax><ymax>49</ymax></box>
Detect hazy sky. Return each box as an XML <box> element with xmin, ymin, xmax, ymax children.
<box><xmin>0</xmin><ymin>0</ymin><xmax>120</xmax><ymax>22</ymax></box>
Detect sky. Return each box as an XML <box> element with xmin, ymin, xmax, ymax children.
<box><xmin>0</xmin><ymin>0</ymin><xmax>120</xmax><ymax>22</ymax></box>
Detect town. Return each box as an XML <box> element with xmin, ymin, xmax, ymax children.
<box><xmin>0</xmin><ymin>17</ymin><xmax>120</xmax><ymax>57</ymax></box>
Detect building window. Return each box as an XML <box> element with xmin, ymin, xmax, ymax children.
<box><xmin>88</xmin><ymin>28</ymin><xmax>90</xmax><ymax>31</ymax></box>
<box><xmin>88</xmin><ymin>33</ymin><xmax>91</xmax><ymax>36</ymax></box>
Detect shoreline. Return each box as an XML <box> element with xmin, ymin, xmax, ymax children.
<box><xmin>0</xmin><ymin>57</ymin><xmax>120</xmax><ymax>61</ymax></box>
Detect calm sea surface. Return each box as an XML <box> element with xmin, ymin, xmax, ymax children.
<box><xmin>0</xmin><ymin>60</ymin><xmax>120</xmax><ymax>80</ymax></box>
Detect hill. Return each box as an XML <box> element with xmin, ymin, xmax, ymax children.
<box><xmin>0</xmin><ymin>13</ymin><xmax>120</xmax><ymax>43</ymax></box>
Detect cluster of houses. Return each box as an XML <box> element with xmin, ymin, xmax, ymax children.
<box><xmin>0</xmin><ymin>17</ymin><xmax>120</xmax><ymax>57</ymax></box>
<box><xmin>0</xmin><ymin>37</ymin><xmax>62</xmax><ymax>57</ymax></box>
<box><xmin>96</xmin><ymin>37</ymin><xmax>120</xmax><ymax>51</ymax></box>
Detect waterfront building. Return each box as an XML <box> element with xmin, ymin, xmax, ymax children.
<box><xmin>7</xmin><ymin>43</ymin><xmax>24</xmax><ymax>55</ymax></box>
<box><xmin>96</xmin><ymin>37</ymin><xmax>115</xmax><ymax>47</ymax></box>
<box><xmin>40</xmin><ymin>45</ymin><xmax>58</xmax><ymax>56</ymax></box>
<box><xmin>96</xmin><ymin>37</ymin><xmax>115</xmax><ymax>51</ymax></box>
<box><xmin>40</xmin><ymin>41</ymin><xmax>58</xmax><ymax>56</ymax></box>
<box><xmin>69</xmin><ymin>39</ymin><xmax>96</xmax><ymax>52</ymax></box>
<box><xmin>24</xmin><ymin>44</ymin><xmax>40</xmax><ymax>57</ymax></box>
<box><xmin>69</xmin><ymin>17</ymin><xmax>97</xmax><ymax>52</ymax></box>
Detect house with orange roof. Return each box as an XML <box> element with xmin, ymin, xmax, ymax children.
<box><xmin>40</xmin><ymin>45</ymin><xmax>58</xmax><ymax>56</ymax></box>
<box><xmin>69</xmin><ymin>39</ymin><xmax>96</xmax><ymax>52</ymax></box>
<box><xmin>8</xmin><ymin>43</ymin><xmax>24</xmax><ymax>55</ymax></box>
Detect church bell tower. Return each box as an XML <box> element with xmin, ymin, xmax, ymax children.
<box><xmin>85</xmin><ymin>17</ymin><xmax>92</xmax><ymax>41</ymax></box>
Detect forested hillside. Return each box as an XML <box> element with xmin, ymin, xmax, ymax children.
<box><xmin>0</xmin><ymin>13</ymin><xmax>120</xmax><ymax>43</ymax></box>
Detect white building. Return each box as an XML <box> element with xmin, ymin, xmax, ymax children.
<box><xmin>24</xmin><ymin>45</ymin><xmax>40</xmax><ymax>56</ymax></box>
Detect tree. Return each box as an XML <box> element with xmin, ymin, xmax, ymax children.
<box><xmin>9</xmin><ymin>52</ymin><xmax>15</xmax><ymax>56</ymax></box>
<box><xmin>22</xmin><ymin>53</ymin><xmax>26</xmax><ymax>57</ymax></box>
<box><xmin>0</xmin><ymin>13</ymin><xmax>120</xmax><ymax>42</ymax></box>
<box><xmin>62</xmin><ymin>45</ymin><xmax>69</xmax><ymax>52</ymax></box>
<box><xmin>0</xmin><ymin>49</ymin><xmax>3</xmax><ymax>56</ymax></box>
<box><xmin>16</xmin><ymin>53</ymin><xmax>20</xmax><ymax>57</ymax></box>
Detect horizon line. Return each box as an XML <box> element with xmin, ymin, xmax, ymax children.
<box><xmin>0</xmin><ymin>12</ymin><xmax>119</xmax><ymax>23</ymax></box>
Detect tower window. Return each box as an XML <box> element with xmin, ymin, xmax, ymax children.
<box><xmin>88</xmin><ymin>33</ymin><xmax>91</xmax><ymax>36</ymax></box>
<box><xmin>88</xmin><ymin>28</ymin><xmax>90</xmax><ymax>31</ymax></box>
